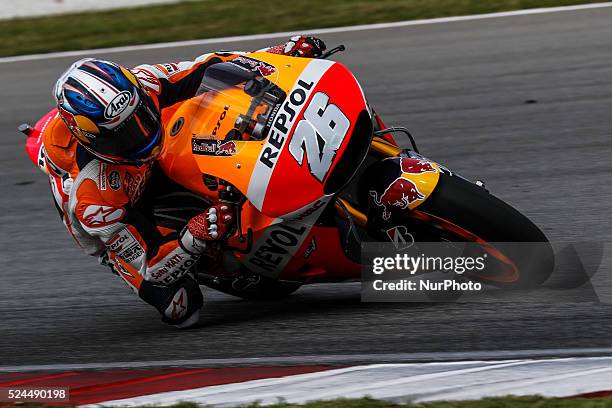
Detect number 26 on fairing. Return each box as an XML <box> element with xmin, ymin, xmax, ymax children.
<box><xmin>288</xmin><ymin>92</ymin><xmax>350</xmax><ymax>182</ymax></box>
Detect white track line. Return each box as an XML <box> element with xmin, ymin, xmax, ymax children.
<box><xmin>84</xmin><ymin>357</ymin><xmax>612</xmax><ymax>407</ymax></box>
<box><xmin>2</xmin><ymin>2</ymin><xmax>612</xmax><ymax>64</ymax></box>
<box><xmin>4</xmin><ymin>348</ymin><xmax>612</xmax><ymax>373</ymax></box>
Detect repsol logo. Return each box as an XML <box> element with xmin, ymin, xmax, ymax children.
<box><xmin>249</xmin><ymin>224</ymin><xmax>308</xmax><ymax>273</ymax></box>
<box><xmin>105</xmin><ymin>91</ymin><xmax>132</xmax><ymax>118</ymax></box>
<box><xmin>212</xmin><ymin>105</ymin><xmax>229</xmax><ymax>136</ymax></box>
<box><xmin>259</xmin><ymin>79</ymin><xmax>314</xmax><ymax>169</ymax></box>
<box><xmin>107</xmin><ymin>233</ymin><xmax>131</xmax><ymax>252</ymax></box>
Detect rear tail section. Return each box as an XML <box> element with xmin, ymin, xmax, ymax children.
<box><xmin>20</xmin><ymin>108</ymin><xmax>58</xmax><ymax>174</ymax></box>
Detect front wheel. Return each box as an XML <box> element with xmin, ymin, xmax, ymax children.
<box><xmin>371</xmin><ymin>172</ymin><xmax>554</xmax><ymax>288</ymax></box>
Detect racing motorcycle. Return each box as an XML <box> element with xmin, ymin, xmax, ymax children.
<box><xmin>22</xmin><ymin>46</ymin><xmax>554</xmax><ymax>299</ymax></box>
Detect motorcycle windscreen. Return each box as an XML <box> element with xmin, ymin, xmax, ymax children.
<box><xmin>245</xmin><ymin>60</ymin><xmax>371</xmax><ymax>218</ymax></box>
<box><xmin>161</xmin><ymin>60</ymin><xmax>284</xmax><ymax>199</ymax></box>
<box><xmin>192</xmin><ymin>61</ymin><xmax>283</xmax><ymax>143</ymax></box>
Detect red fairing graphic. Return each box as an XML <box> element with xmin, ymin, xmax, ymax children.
<box><xmin>262</xmin><ymin>63</ymin><xmax>366</xmax><ymax>216</ymax></box>
<box><xmin>25</xmin><ymin>109</ymin><xmax>58</xmax><ymax>168</ymax></box>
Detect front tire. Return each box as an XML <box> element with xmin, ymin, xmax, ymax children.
<box><xmin>391</xmin><ymin>173</ymin><xmax>554</xmax><ymax>288</ymax></box>
<box><xmin>415</xmin><ymin>173</ymin><xmax>554</xmax><ymax>288</ymax></box>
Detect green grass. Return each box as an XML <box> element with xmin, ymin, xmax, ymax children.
<box><xmin>12</xmin><ymin>396</ymin><xmax>612</xmax><ymax>408</ymax></box>
<box><xmin>258</xmin><ymin>396</ymin><xmax>612</xmax><ymax>407</ymax></box>
<box><xmin>0</xmin><ymin>0</ymin><xmax>606</xmax><ymax>57</ymax></box>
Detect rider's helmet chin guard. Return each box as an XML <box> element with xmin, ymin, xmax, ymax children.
<box><xmin>54</xmin><ymin>58</ymin><xmax>163</xmax><ymax>166</ymax></box>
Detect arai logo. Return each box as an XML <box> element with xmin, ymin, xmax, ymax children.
<box><xmin>105</xmin><ymin>91</ymin><xmax>132</xmax><ymax>118</ymax></box>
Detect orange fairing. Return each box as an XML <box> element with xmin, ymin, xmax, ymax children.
<box><xmin>159</xmin><ymin>52</ymin><xmax>370</xmax><ymax>219</ymax></box>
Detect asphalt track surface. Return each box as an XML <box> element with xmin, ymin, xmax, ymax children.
<box><xmin>1</xmin><ymin>7</ymin><xmax>612</xmax><ymax>368</ymax></box>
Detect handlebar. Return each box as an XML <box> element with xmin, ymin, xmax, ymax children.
<box><xmin>318</xmin><ymin>45</ymin><xmax>346</xmax><ymax>59</ymax></box>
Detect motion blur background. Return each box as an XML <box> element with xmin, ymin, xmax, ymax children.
<box><xmin>1</xmin><ymin>0</ymin><xmax>612</xmax><ymax>367</ymax></box>
<box><xmin>0</xmin><ymin>0</ymin><xmax>607</xmax><ymax>56</ymax></box>
<box><xmin>0</xmin><ymin>0</ymin><xmax>179</xmax><ymax>19</ymax></box>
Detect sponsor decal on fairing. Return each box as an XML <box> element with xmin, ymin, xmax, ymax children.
<box><xmin>229</xmin><ymin>55</ymin><xmax>277</xmax><ymax>76</ymax></box>
<box><xmin>386</xmin><ymin>225</ymin><xmax>414</xmax><ymax>251</ymax></box>
<box><xmin>212</xmin><ymin>106</ymin><xmax>229</xmax><ymax>136</ymax></box>
<box><xmin>369</xmin><ymin>178</ymin><xmax>424</xmax><ymax>221</ymax></box>
<box><xmin>191</xmin><ymin>139</ymin><xmax>237</xmax><ymax>156</ymax></box>
<box><xmin>246</xmin><ymin>59</ymin><xmax>335</xmax><ymax>211</ymax></box>
<box><xmin>170</xmin><ymin>117</ymin><xmax>184</xmax><ymax>136</ymax></box>
<box><xmin>369</xmin><ymin>157</ymin><xmax>438</xmax><ymax>221</ymax></box>
<box><xmin>245</xmin><ymin>196</ymin><xmax>331</xmax><ymax>277</ymax></box>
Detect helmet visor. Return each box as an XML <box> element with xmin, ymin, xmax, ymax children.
<box><xmin>89</xmin><ymin>93</ymin><xmax>162</xmax><ymax>162</ymax></box>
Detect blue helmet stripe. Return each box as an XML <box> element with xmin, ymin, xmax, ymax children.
<box><xmin>90</xmin><ymin>60</ymin><xmax>133</xmax><ymax>90</ymax></box>
<box><xmin>64</xmin><ymin>77</ymin><xmax>105</xmax><ymax>117</ymax></box>
<box><xmin>130</xmin><ymin>128</ymin><xmax>160</xmax><ymax>159</ymax></box>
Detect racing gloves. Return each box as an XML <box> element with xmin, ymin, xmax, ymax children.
<box><xmin>142</xmin><ymin>204</ymin><xmax>233</xmax><ymax>328</ymax></box>
<box><xmin>180</xmin><ymin>204</ymin><xmax>234</xmax><ymax>254</ymax></box>
<box><xmin>268</xmin><ymin>36</ymin><xmax>327</xmax><ymax>58</ymax></box>
<box><xmin>187</xmin><ymin>204</ymin><xmax>233</xmax><ymax>241</ymax></box>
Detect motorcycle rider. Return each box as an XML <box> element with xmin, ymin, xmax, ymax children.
<box><xmin>42</xmin><ymin>36</ymin><xmax>326</xmax><ymax>328</ymax></box>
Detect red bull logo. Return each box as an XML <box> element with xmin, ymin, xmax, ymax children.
<box><xmin>370</xmin><ymin>177</ymin><xmax>425</xmax><ymax>221</ymax></box>
<box><xmin>369</xmin><ymin>157</ymin><xmax>437</xmax><ymax>220</ymax></box>
<box><xmin>256</xmin><ymin>62</ymin><xmax>276</xmax><ymax>76</ymax></box>
<box><xmin>231</xmin><ymin>56</ymin><xmax>277</xmax><ymax>77</ymax></box>
<box><xmin>401</xmin><ymin>158</ymin><xmax>436</xmax><ymax>174</ymax></box>
<box><xmin>216</xmin><ymin>141</ymin><xmax>237</xmax><ymax>155</ymax></box>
